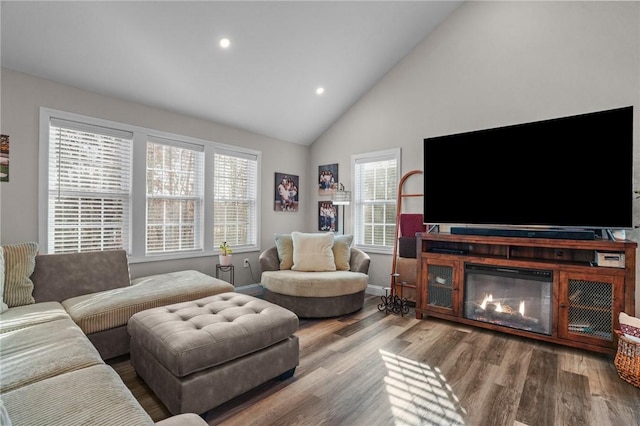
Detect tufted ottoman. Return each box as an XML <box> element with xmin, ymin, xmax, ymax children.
<box><xmin>127</xmin><ymin>292</ymin><xmax>299</xmax><ymax>415</ymax></box>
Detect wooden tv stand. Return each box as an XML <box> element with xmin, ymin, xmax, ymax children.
<box><xmin>415</xmin><ymin>232</ymin><xmax>637</xmax><ymax>354</ymax></box>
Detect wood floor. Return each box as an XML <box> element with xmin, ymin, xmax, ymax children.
<box><xmin>108</xmin><ymin>295</ymin><xmax>640</xmax><ymax>426</ymax></box>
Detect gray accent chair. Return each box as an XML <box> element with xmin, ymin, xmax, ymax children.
<box><xmin>259</xmin><ymin>246</ymin><xmax>370</xmax><ymax>318</ymax></box>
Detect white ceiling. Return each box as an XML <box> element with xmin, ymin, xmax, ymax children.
<box><xmin>1</xmin><ymin>1</ymin><xmax>462</xmax><ymax>145</ymax></box>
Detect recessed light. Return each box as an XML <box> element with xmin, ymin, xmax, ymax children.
<box><xmin>316</xmin><ymin>87</ymin><xmax>325</xmax><ymax>95</ymax></box>
<box><xmin>219</xmin><ymin>37</ymin><xmax>231</xmax><ymax>49</ymax></box>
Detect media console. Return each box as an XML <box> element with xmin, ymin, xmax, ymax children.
<box><xmin>415</xmin><ymin>232</ymin><xmax>637</xmax><ymax>354</ymax></box>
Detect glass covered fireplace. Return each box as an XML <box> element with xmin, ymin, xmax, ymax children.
<box><xmin>464</xmin><ymin>264</ymin><xmax>552</xmax><ymax>335</ymax></box>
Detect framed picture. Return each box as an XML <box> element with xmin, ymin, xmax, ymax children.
<box><xmin>318</xmin><ymin>201</ymin><xmax>338</xmax><ymax>232</ymax></box>
<box><xmin>1</xmin><ymin>134</ymin><xmax>9</xmax><ymax>182</ymax></box>
<box><xmin>318</xmin><ymin>163</ymin><xmax>338</xmax><ymax>195</ymax></box>
<box><xmin>274</xmin><ymin>172</ymin><xmax>299</xmax><ymax>212</ymax></box>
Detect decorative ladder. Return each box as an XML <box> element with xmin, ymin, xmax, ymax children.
<box><xmin>378</xmin><ymin>169</ymin><xmax>424</xmax><ymax>316</ymax></box>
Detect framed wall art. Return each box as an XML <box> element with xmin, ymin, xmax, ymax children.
<box><xmin>318</xmin><ymin>201</ymin><xmax>338</xmax><ymax>232</ymax></box>
<box><xmin>318</xmin><ymin>163</ymin><xmax>338</xmax><ymax>195</ymax></box>
<box><xmin>1</xmin><ymin>134</ymin><xmax>9</xmax><ymax>182</ymax></box>
<box><xmin>274</xmin><ymin>172</ymin><xmax>299</xmax><ymax>212</ymax></box>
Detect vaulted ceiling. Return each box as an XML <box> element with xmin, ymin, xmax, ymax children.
<box><xmin>1</xmin><ymin>1</ymin><xmax>462</xmax><ymax>145</ymax></box>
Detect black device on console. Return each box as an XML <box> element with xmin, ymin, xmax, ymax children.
<box><xmin>450</xmin><ymin>227</ymin><xmax>596</xmax><ymax>240</ymax></box>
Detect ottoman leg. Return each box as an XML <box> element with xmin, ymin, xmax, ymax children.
<box><xmin>277</xmin><ymin>367</ymin><xmax>296</xmax><ymax>380</ymax></box>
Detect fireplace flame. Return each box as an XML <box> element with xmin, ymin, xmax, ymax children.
<box><xmin>480</xmin><ymin>294</ymin><xmax>493</xmax><ymax>310</ymax></box>
<box><xmin>478</xmin><ymin>295</ymin><xmax>525</xmax><ymax>316</ymax></box>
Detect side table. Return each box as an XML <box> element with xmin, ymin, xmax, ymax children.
<box><xmin>215</xmin><ymin>264</ymin><xmax>234</xmax><ymax>286</ymax></box>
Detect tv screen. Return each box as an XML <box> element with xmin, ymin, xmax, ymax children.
<box><xmin>423</xmin><ymin>106</ymin><xmax>634</xmax><ymax>231</ymax></box>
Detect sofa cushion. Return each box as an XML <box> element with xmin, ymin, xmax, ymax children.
<box><xmin>0</xmin><ymin>246</ymin><xmax>7</xmax><ymax>313</ymax></box>
<box><xmin>2</xmin><ymin>242</ymin><xmax>38</xmax><ymax>307</ymax></box>
<box><xmin>261</xmin><ymin>270</ymin><xmax>368</xmax><ymax>298</ymax></box>
<box><xmin>274</xmin><ymin>233</ymin><xmax>294</xmax><ymax>270</ymax></box>
<box><xmin>127</xmin><ymin>292</ymin><xmax>299</xmax><ymax>377</ymax></box>
<box><xmin>63</xmin><ymin>270</ymin><xmax>234</xmax><ymax>334</ymax></box>
<box><xmin>31</xmin><ymin>249</ymin><xmax>132</xmax><ymax>303</ymax></box>
<box><xmin>291</xmin><ymin>232</ymin><xmax>336</xmax><ymax>272</ymax></box>
<box><xmin>0</xmin><ymin>317</ymin><xmax>103</xmax><ymax>392</ymax></box>
<box><xmin>0</xmin><ymin>301</ymin><xmax>70</xmax><ymax>334</ymax></box>
<box><xmin>333</xmin><ymin>234</ymin><xmax>353</xmax><ymax>271</ymax></box>
<box><xmin>1</xmin><ymin>364</ymin><xmax>155</xmax><ymax>426</ymax></box>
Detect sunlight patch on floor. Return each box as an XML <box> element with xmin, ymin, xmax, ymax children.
<box><xmin>381</xmin><ymin>349</ymin><xmax>466</xmax><ymax>425</ymax></box>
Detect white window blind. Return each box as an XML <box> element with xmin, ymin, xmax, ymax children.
<box><xmin>48</xmin><ymin>118</ymin><xmax>132</xmax><ymax>253</ymax></box>
<box><xmin>213</xmin><ymin>149</ymin><xmax>258</xmax><ymax>250</ymax></box>
<box><xmin>146</xmin><ymin>137</ymin><xmax>204</xmax><ymax>254</ymax></box>
<box><xmin>353</xmin><ymin>149</ymin><xmax>400</xmax><ymax>252</ymax></box>
<box><xmin>42</xmin><ymin>108</ymin><xmax>262</xmax><ymax>260</ymax></box>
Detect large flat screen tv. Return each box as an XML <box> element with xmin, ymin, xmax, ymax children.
<box><xmin>423</xmin><ymin>106</ymin><xmax>634</xmax><ymax>231</ymax></box>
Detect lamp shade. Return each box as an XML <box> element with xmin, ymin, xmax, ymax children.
<box><xmin>332</xmin><ymin>190</ymin><xmax>351</xmax><ymax>205</ymax></box>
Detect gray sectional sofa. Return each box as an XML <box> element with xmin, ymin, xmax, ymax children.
<box><xmin>30</xmin><ymin>249</ymin><xmax>234</xmax><ymax>360</ymax></box>
<box><xmin>0</xmin><ymin>246</ymin><xmax>233</xmax><ymax>425</ymax></box>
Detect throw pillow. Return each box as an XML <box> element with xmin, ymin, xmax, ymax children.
<box><xmin>291</xmin><ymin>232</ymin><xmax>336</xmax><ymax>272</ymax></box>
<box><xmin>2</xmin><ymin>242</ymin><xmax>38</xmax><ymax>308</ymax></box>
<box><xmin>0</xmin><ymin>398</ymin><xmax>11</xmax><ymax>426</ymax></box>
<box><xmin>0</xmin><ymin>246</ymin><xmax>7</xmax><ymax>313</ymax></box>
<box><xmin>620</xmin><ymin>312</ymin><xmax>640</xmax><ymax>343</ymax></box>
<box><xmin>333</xmin><ymin>234</ymin><xmax>354</xmax><ymax>271</ymax></box>
<box><xmin>274</xmin><ymin>233</ymin><xmax>294</xmax><ymax>270</ymax></box>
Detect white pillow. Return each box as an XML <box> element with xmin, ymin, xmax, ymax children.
<box><xmin>274</xmin><ymin>233</ymin><xmax>293</xmax><ymax>270</ymax></box>
<box><xmin>620</xmin><ymin>312</ymin><xmax>640</xmax><ymax>343</ymax></box>
<box><xmin>291</xmin><ymin>232</ymin><xmax>336</xmax><ymax>272</ymax></box>
<box><xmin>333</xmin><ymin>234</ymin><xmax>353</xmax><ymax>271</ymax></box>
<box><xmin>0</xmin><ymin>246</ymin><xmax>7</xmax><ymax>313</ymax></box>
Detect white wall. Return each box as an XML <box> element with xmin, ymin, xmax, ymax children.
<box><xmin>310</xmin><ymin>1</ymin><xmax>640</xmax><ymax>302</ymax></box>
<box><xmin>0</xmin><ymin>68</ymin><xmax>310</xmax><ymax>284</ymax></box>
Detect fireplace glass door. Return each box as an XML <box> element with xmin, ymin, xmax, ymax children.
<box><xmin>464</xmin><ymin>264</ymin><xmax>552</xmax><ymax>335</ymax></box>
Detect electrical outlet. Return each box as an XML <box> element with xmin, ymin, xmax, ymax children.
<box><xmin>243</xmin><ymin>258</ymin><xmax>249</xmax><ymax>268</ymax></box>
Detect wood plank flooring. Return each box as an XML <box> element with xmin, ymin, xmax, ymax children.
<box><xmin>108</xmin><ymin>295</ymin><xmax>640</xmax><ymax>426</ymax></box>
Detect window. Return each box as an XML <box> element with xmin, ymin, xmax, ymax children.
<box><xmin>47</xmin><ymin>118</ymin><xmax>132</xmax><ymax>254</ymax></box>
<box><xmin>40</xmin><ymin>108</ymin><xmax>260</xmax><ymax>260</ymax></box>
<box><xmin>213</xmin><ymin>149</ymin><xmax>259</xmax><ymax>250</ymax></box>
<box><xmin>146</xmin><ymin>137</ymin><xmax>204</xmax><ymax>254</ymax></box>
<box><xmin>352</xmin><ymin>148</ymin><xmax>400</xmax><ymax>253</ymax></box>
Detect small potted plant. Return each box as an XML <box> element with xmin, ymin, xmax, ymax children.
<box><xmin>219</xmin><ymin>241</ymin><xmax>232</xmax><ymax>266</ymax></box>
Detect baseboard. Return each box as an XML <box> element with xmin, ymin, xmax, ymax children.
<box><xmin>235</xmin><ymin>283</ymin><xmax>264</xmax><ymax>298</ymax></box>
<box><xmin>366</xmin><ymin>285</ymin><xmax>387</xmax><ymax>296</ymax></box>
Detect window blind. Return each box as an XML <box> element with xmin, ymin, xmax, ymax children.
<box><xmin>43</xmin><ymin>108</ymin><xmax>262</xmax><ymax>259</ymax></box>
<box><xmin>48</xmin><ymin>118</ymin><xmax>133</xmax><ymax>253</ymax></box>
<box><xmin>213</xmin><ymin>149</ymin><xmax>258</xmax><ymax>250</ymax></box>
<box><xmin>146</xmin><ymin>137</ymin><xmax>204</xmax><ymax>254</ymax></box>
<box><xmin>354</xmin><ymin>150</ymin><xmax>399</xmax><ymax>250</ymax></box>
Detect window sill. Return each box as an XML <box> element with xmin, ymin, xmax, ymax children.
<box><xmin>128</xmin><ymin>247</ymin><xmax>259</xmax><ymax>264</ymax></box>
<box><xmin>354</xmin><ymin>245</ymin><xmax>393</xmax><ymax>255</ymax></box>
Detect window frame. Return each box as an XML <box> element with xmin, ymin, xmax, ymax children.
<box><xmin>351</xmin><ymin>148</ymin><xmax>401</xmax><ymax>254</ymax></box>
<box><xmin>39</xmin><ymin>107</ymin><xmax>261</xmax><ymax>263</ymax></box>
